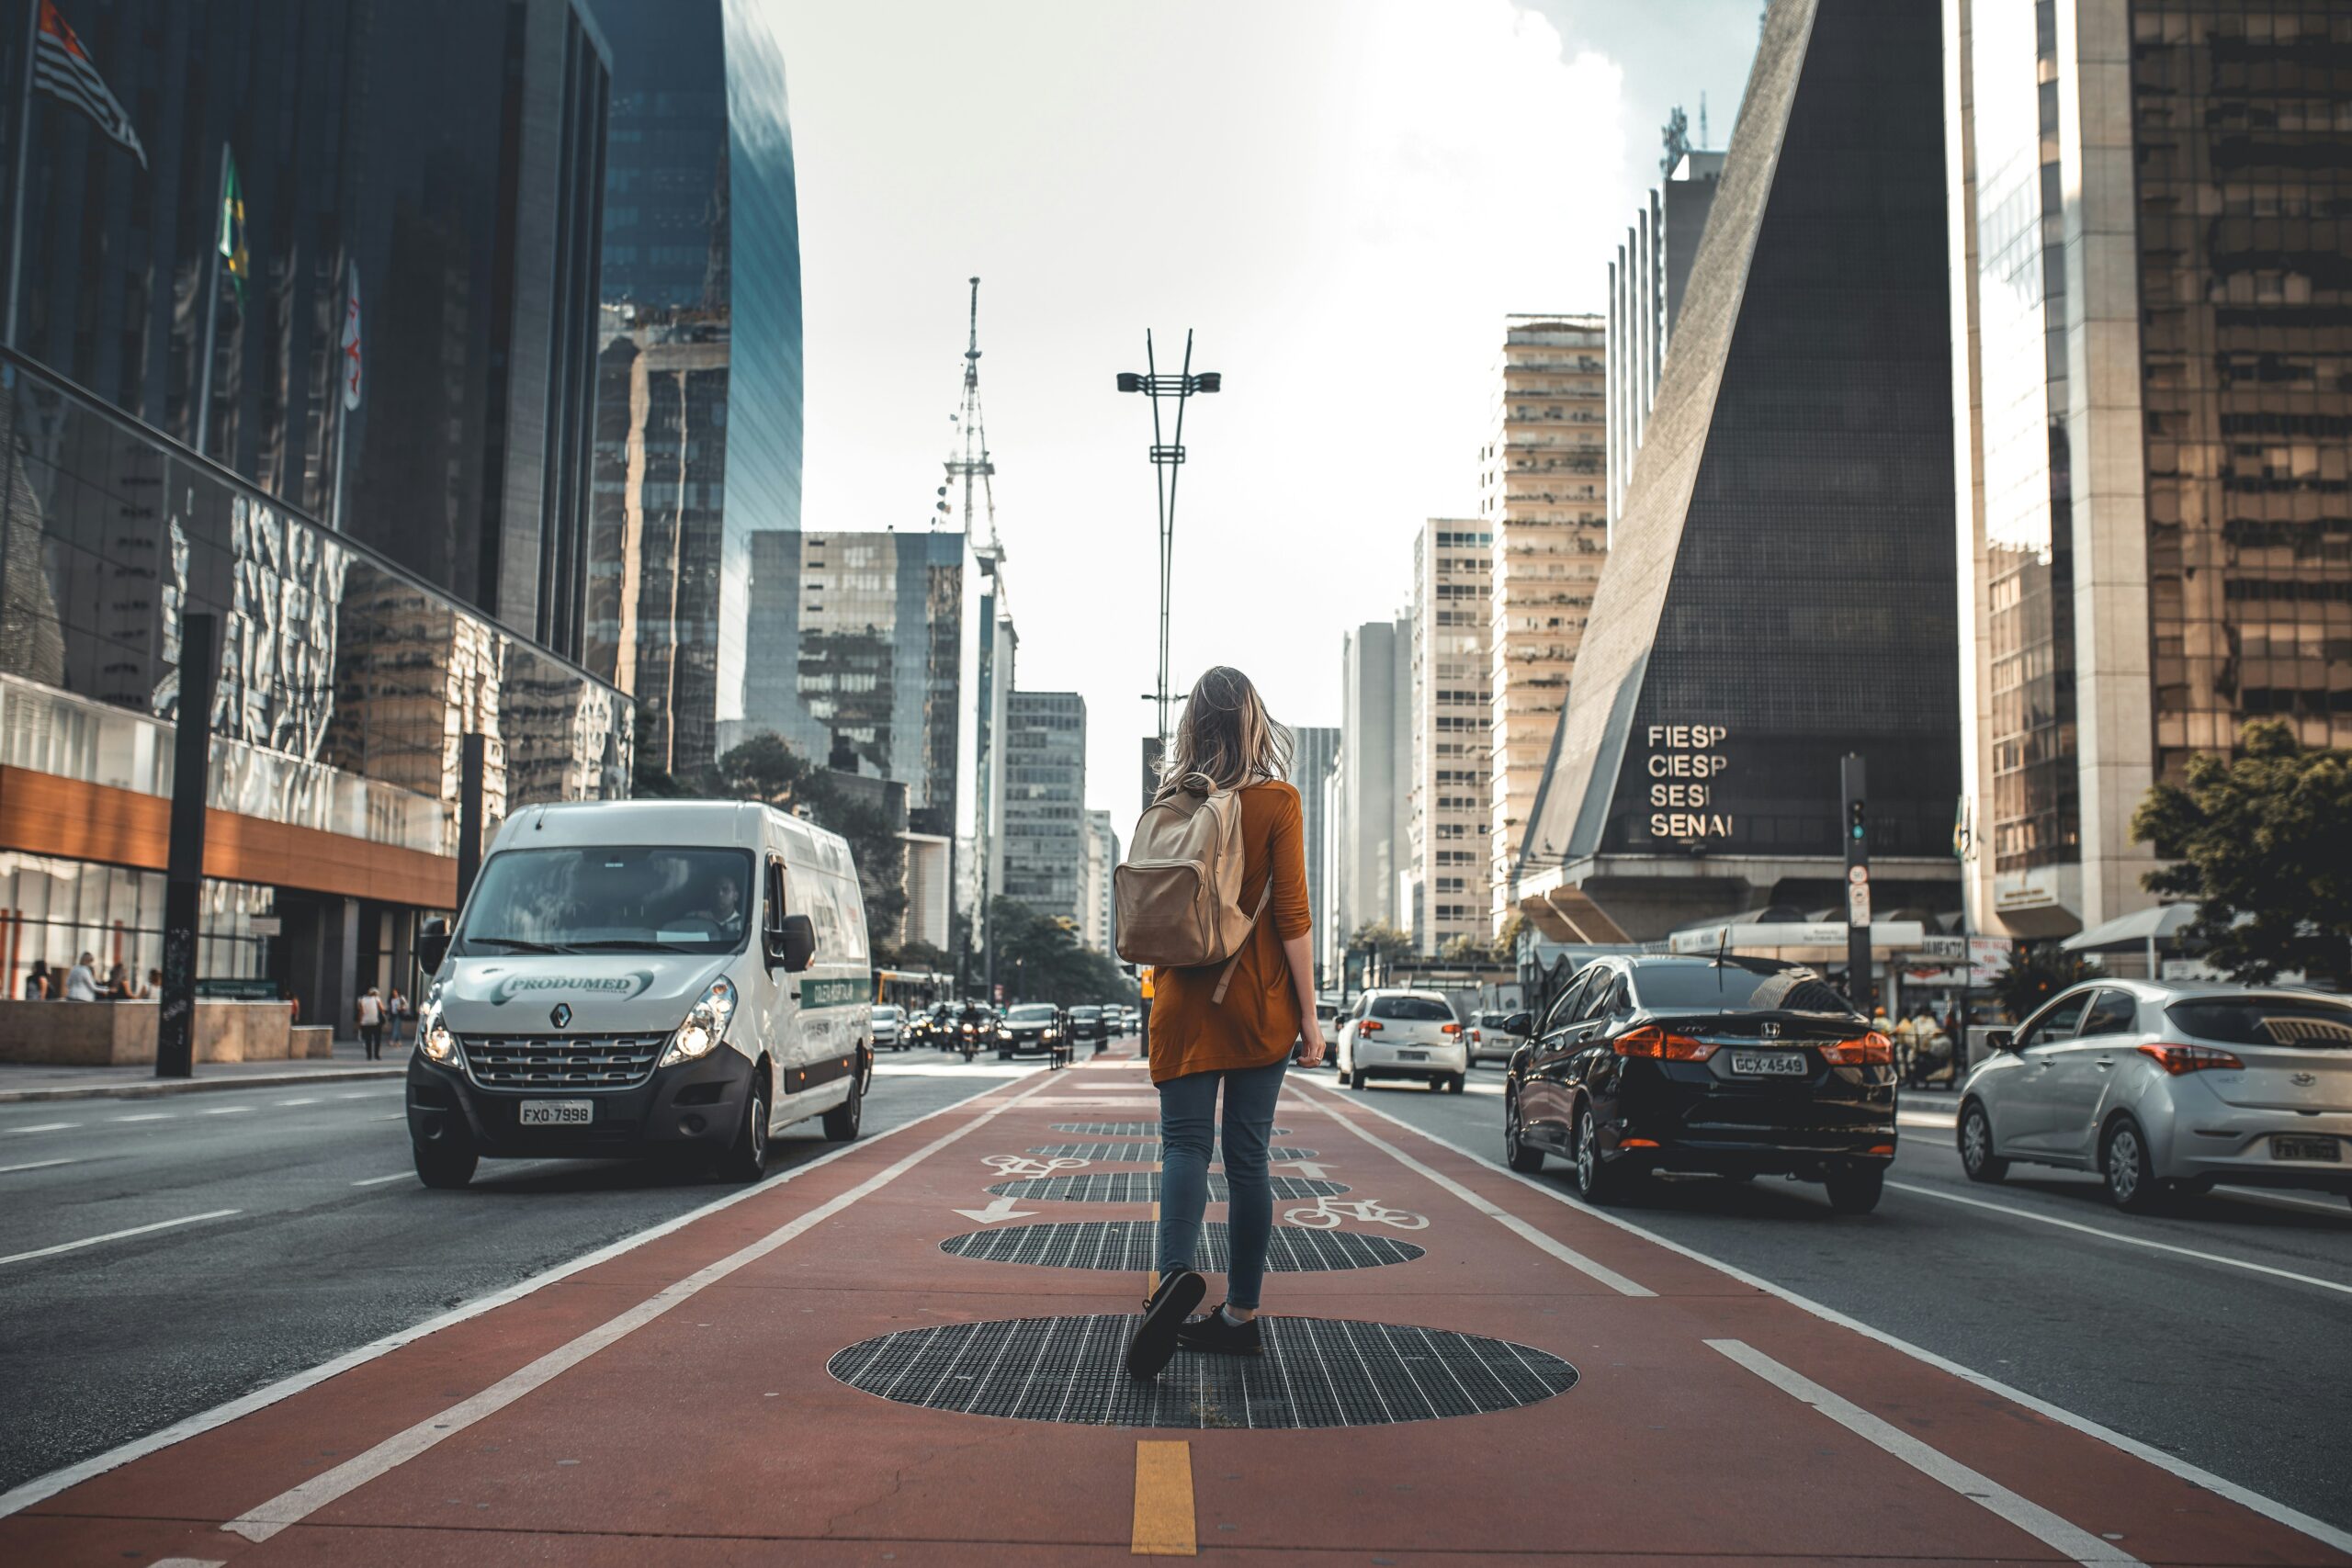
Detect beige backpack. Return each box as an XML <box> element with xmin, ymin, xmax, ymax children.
<box><xmin>1114</xmin><ymin>773</ymin><xmax>1271</xmax><ymax>1002</ymax></box>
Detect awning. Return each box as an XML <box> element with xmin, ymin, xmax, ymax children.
<box><xmin>2060</xmin><ymin>903</ymin><xmax>2199</xmax><ymax>952</ymax></box>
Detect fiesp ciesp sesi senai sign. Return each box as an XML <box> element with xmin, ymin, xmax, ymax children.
<box><xmin>1646</xmin><ymin>724</ymin><xmax>1733</xmax><ymax>840</ymax></box>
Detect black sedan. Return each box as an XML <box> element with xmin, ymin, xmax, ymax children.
<box><xmin>996</xmin><ymin>1003</ymin><xmax>1067</xmax><ymax>1060</ymax></box>
<box><xmin>1499</xmin><ymin>954</ymin><xmax>1896</xmax><ymax>1213</ymax></box>
<box><xmin>1067</xmin><ymin>1005</ymin><xmax>1106</xmax><ymax>1046</ymax></box>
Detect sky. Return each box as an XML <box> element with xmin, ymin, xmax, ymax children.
<box><xmin>767</xmin><ymin>0</ymin><xmax>1764</xmax><ymax>825</ymax></box>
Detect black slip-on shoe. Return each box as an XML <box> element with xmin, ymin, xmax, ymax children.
<box><xmin>1177</xmin><ymin>1305</ymin><xmax>1264</xmax><ymax>1357</ymax></box>
<box><xmin>1125</xmin><ymin>1269</ymin><xmax>1205</xmax><ymax>1381</ymax></box>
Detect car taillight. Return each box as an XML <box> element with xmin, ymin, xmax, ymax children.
<box><xmin>1819</xmin><ymin>1032</ymin><xmax>1893</xmax><ymax>1066</ymax></box>
<box><xmin>1360</xmin><ymin>1021</ymin><xmax>1384</xmax><ymax>1032</ymax></box>
<box><xmin>2137</xmin><ymin>1043</ymin><xmax>2243</xmax><ymax>1075</ymax></box>
<box><xmin>1614</xmin><ymin>1025</ymin><xmax>1717</xmax><ymax>1062</ymax></box>
<box><xmin>1441</xmin><ymin>1022</ymin><xmax>1461</xmax><ymax>1034</ymax></box>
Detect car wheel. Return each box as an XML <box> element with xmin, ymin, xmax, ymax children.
<box><xmin>821</xmin><ymin>1069</ymin><xmax>864</xmax><ymax>1143</ymax></box>
<box><xmin>1504</xmin><ymin>1090</ymin><xmax>1544</xmax><ymax>1173</ymax></box>
<box><xmin>2100</xmin><ymin>1116</ymin><xmax>2164</xmax><ymax>1213</ymax></box>
<box><xmin>718</xmin><ymin>1069</ymin><xmax>773</xmax><ymax>1182</ymax></box>
<box><xmin>1958</xmin><ymin>1100</ymin><xmax>2007</xmax><ymax>1183</ymax></box>
<box><xmin>1572</xmin><ymin>1104</ymin><xmax>1625</xmax><ymax>1204</ymax></box>
<box><xmin>1824</xmin><ymin>1163</ymin><xmax>1884</xmax><ymax>1214</ymax></box>
<box><xmin>412</xmin><ymin>1134</ymin><xmax>476</xmax><ymax>1190</ymax></box>
<box><xmin>1444</xmin><ymin>1073</ymin><xmax>1466</xmax><ymax>1094</ymax></box>
<box><xmin>1349</xmin><ymin>1066</ymin><xmax>1367</xmax><ymax>1090</ymax></box>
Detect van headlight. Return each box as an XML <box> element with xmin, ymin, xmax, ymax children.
<box><xmin>418</xmin><ymin>1000</ymin><xmax>460</xmax><ymax>1066</ymax></box>
<box><xmin>661</xmin><ymin>977</ymin><xmax>738</xmax><ymax>1067</ymax></box>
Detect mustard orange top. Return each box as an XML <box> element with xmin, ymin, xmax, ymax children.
<box><xmin>1146</xmin><ymin>779</ymin><xmax>1312</xmax><ymax>1084</ymax></box>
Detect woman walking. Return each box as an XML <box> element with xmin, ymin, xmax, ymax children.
<box><xmin>1125</xmin><ymin>667</ymin><xmax>1325</xmax><ymax>1380</ymax></box>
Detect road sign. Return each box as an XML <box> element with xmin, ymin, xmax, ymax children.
<box><xmin>1846</xmin><ymin>878</ymin><xmax>1871</xmax><ymax>927</ymax></box>
<box><xmin>1921</xmin><ymin>935</ymin><xmax>1965</xmax><ymax>960</ymax></box>
<box><xmin>1847</xmin><ymin>865</ymin><xmax>1868</xmax><ymax>885</ymax></box>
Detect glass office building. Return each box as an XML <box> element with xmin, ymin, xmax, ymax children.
<box><xmin>1002</xmin><ymin>691</ymin><xmax>1087</xmax><ymax>932</ymax></box>
<box><xmin>0</xmin><ymin>0</ymin><xmax>611</xmax><ymax>662</ymax></box>
<box><xmin>1947</xmin><ymin>0</ymin><xmax>2352</xmax><ymax>944</ymax></box>
<box><xmin>1518</xmin><ymin>0</ymin><xmax>1961</xmax><ymax>942</ymax></box>
<box><xmin>586</xmin><ymin>0</ymin><xmax>804</xmax><ymax>774</ymax></box>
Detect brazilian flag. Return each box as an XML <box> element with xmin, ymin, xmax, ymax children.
<box><xmin>218</xmin><ymin>146</ymin><xmax>248</xmax><ymax>307</ymax></box>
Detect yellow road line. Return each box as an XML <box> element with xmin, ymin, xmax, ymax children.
<box><xmin>1131</xmin><ymin>1438</ymin><xmax>1196</xmax><ymax>1556</ymax></box>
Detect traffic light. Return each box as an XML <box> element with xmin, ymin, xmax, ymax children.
<box><xmin>1849</xmin><ymin>797</ymin><xmax>1867</xmax><ymax>845</ymax></box>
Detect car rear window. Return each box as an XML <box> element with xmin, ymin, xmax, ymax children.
<box><xmin>1007</xmin><ymin>1005</ymin><xmax>1057</xmax><ymax>1021</ymax></box>
<box><xmin>1370</xmin><ymin>997</ymin><xmax>1453</xmax><ymax>1021</ymax></box>
<box><xmin>1632</xmin><ymin>963</ymin><xmax>1855</xmax><ymax>1016</ymax></box>
<box><xmin>2167</xmin><ymin>997</ymin><xmax>2352</xmax><ymax>1049</ymax></box>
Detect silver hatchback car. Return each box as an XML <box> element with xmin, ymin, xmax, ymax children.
<box><xmin>1956</xmin><ymin>980</ymin><xmax>2352</xmax><ymax>1212</ymax></box>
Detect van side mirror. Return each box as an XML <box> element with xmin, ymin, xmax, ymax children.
<box><xmin>417</xmin><ymin>918</ymin><xmax>452</xmax><ymax>975</ymax></box>
<box><xmin>1502</xmin><ymin>1010</ymin><xmax>1532</xmax><ymax>1038</ymax></box>
<box><xmin>771</xmin><ymin>913</ymin><xmax>817</xmax><ymax>974</ymax></box>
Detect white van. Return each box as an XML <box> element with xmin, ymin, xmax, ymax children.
<box><xmin>405</xmin><ymin>799</ymin><xmax>874</xmax><ymax>1189</ymax></box>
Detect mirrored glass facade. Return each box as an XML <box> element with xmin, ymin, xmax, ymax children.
<box><xmin>1002</xmin><ymin>691</ymin><xmax>1086</xmax><ymax>931</ymax></box>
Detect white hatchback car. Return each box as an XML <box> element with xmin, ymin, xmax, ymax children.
<box><xmin>1956</xmin><ymin>980</ymin><xmax>2352</xmax><ymax>1212</ymax></box>
<box><xmin>1336</xmin><ymin>988</ymin><xmax>1470</xmax><ymax>1093</ymax></box>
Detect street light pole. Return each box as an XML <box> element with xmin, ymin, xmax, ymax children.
<box><xmin>1115</xmin><ymin>333</ymin><xmax>1220</xmax><ymax>766</ymax></box>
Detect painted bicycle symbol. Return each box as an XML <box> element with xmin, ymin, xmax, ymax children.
<box><xmin>1282</xmin><ymin>1195</ymin><xmax>1428</xmax><ymax>1232</ymax></box>
<box><xmin>982</xmin><ymin>1154</ymin><xmax>1089</xmax><ymax>1179</ymax></box>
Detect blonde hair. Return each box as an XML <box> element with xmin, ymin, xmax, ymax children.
<box><xmin>1156</xmin><ymin>666</ymin><xmax>1294</xmax><ymax>798</ymax></box>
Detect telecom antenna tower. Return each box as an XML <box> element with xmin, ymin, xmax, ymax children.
<box><xmin>943</xmin><ymin>278</ymin><xmax>1007</xmax><ymax>998</ymax></box>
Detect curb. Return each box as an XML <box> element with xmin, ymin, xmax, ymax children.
<box><xmin>0</xmin><ymin>1067</ymin><xmax>407</xmax><ymax>1104</ymax></box>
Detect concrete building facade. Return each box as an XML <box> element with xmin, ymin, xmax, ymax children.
<box><xmin>1288</xmin><ymin>724</ymin><xmax>1340</xmax><ymax>979</ymax></box>
<box><xmin>1483</xmin><ymin>315</ymin><xmax>1609</xmax><ymax>936</ymax></box>
<box><xmin>1608</xmin><ymin>152</ymin><xmax>1726</xmax><ymax>532</ymax></box>
<box><xmin>1080</xmin><ymin>809</ymin><xmax>1118</xmax><ymax>955</ymax></box>
<box><xmin>1333</xmin><ymin>619</ymin><xmax>1412</xmax><ymax>964</ymax></box>
<box><xmin>1408</xmin><ymin>522</ymin><xmax>1494</xmax><ymax>954</ymax></box>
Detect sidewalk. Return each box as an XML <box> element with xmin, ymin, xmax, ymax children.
<box><xmin>3</xmin><ymin>1054</ymin><xmax>2345</xmax><ymax>1564</ymax></box>
<box><xmin>0</xmin><ymin>1039</ymin><xmax>407</xmax><ymax>1103</ymax></box>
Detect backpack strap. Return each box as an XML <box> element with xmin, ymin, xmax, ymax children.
<box><xmin>1209</xmin><ymin>876</ymin><xmax>1276</xmax><ymax>1004</ymax></box>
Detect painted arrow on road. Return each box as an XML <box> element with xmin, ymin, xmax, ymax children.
<box><xmin>951</xmin><ymin>1197</ymin><xmax>1038</xmax><ymax>1224</ymax></box>
<box><xmin>1281</xmin><ymin>1160</ymin><xmax>1333</xmax><ymax>1179</ymax></box>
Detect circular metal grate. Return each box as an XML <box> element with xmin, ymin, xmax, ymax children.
<box><xmin>828</xmin><ymin>1315</ymin><xmax>1576</xmax><ymax>1429</ymax></box>
<box><xmin>987</xmin><ymin>1174</ymin><xmax>1347</xmax><ymax>1203</ymax></box>
<box><xmin>942</xmin><ymin>1221</ymin><xmax>1423</xmax><ymax>1272</ymax></box>
<box><xmin>1050</xmin><ymin>1122</ymin><xmax>1295</xmax><ymax>1137</ymax></box>
<box><xmin>1025</xmin><ymin>1143</ymin><xmax>1320</xmax><ymax>1162</ymax></box>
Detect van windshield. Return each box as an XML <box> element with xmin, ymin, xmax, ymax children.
<box><xmin>458</xmin><ymin>847</ymin><xmax>754</xmax><ymax>957</ymax></box>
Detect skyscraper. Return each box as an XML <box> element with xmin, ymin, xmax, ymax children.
<box><xmin>1335</xmin><ymin>619</ymin><xmax>1412</xmax><ymax>951</ymax></box>
<box><xmin>4</xmin><ymin>0</ymin><xmax>611</xmax><ymax>658</ymax></box>
<box><xmin>1483</xmin><ymin>315</ymin><xmax>1608</xmax><ymax>937</ymax></box>
<box><xmin>587</xmin><ymin>0</ymin><xmax>804</xmax><ymax>768</ymax></box>
<box><xmin>1288</xmin><ymin>724</ymin><xmax>1340</xmax><ymax>979</ymax></box>
<box><xmin>1003</xmin><ymin>691</ymin><xmax>1087</xmax><ymax>932</ymax></box>
<box><xmin>1408</xmin><ymin>522</ymin><xmax>1494</xmax><ymax>954</ymax></box>
<box><xmin>1608</xmin><ymin>151</ymin><xmax>1725</xmax><ymax>531</ymax></box>
<box><xmin>1945</xmin><ymin>0</ymin><xmax>2352</xmax><ymax>946</ymax></box>
<box><xmin>1081</xmin><ymin>809</ymin><xmax>1118</xmax><ymax>955</ymax></box>
<box><xmin>1517</xmin><ymin>0</ymin><xmax>1959</xmax><ymax>945</ymax></box>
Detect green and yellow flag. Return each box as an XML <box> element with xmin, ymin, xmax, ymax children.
<box><xmin>217</xmin><ymin>146</ymin><xmax>248</xmax><ymax>307</ymax></box>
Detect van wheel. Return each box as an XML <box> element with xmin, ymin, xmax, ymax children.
<box><xmin>718</xmin><ymin>1070</ymin><xmax>773</xmax><ymax>1182</ymax></box>
<box><xmin>413</xmin><ymin>1135</ymin><xmax>476</xmax><ymax>1190</ymax></box>
<box><xmin>822</xmin><ymin>1072</ymin><xmax>864</xmax><ymax>1142</ymax></box>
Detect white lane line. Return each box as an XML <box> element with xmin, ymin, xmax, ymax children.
<box><xmin>0</xmin><ymin>1158</ymin><xmax>77</xmax><ymax>1176</ymax></box>
<box><xmin>221</xmin><ymin>1069</ymin><xmax>1060</xmax><ymax>1542</ymax></box>
<box><xmin>1295</xmin><ymin>1082</ymin><xmax>1653</xmax><ymax>1297</ymax></box>
<box><xmin>0</xmin><ymin>1065</ymin><xmax>1049</xmax><ymax>1523</ymax></box>
<box><xmin>276</xmin><ymin>1098</ymin><xmax>321</xmax><ymax>1107</ymax></box>
<box><xmin>196</xmin><ymin>1107</ymin><xmax>252</xmax><ymax>1116</ymax></box>
<box><xmin>1708</xmin><ymin>1338</ymin><xmax>2142</xmax><ymax>1566</ymax></box>
<box><xmin>109</xmin><ymin>1113</ymin><xmax>174</xmax><ymax>1123</ymax></box>
<box><xmin>1328</xmin><ymin>1089</ymin><xmax>2352</xmax><ymax>1559</ymax></box>
<box><xmin>5</xmin><ymin>1122</ymin><xmax>79</xmax><ymax>1134</ymax></box>
<box><xmin>0</xmin><ymin>1211</ymin><xmax>241</xmax><ymax>1268</ymax></box>
<box><xmin>147</xmin><ymin>1558</ymin><xmax>227</xmax><ymax>1567</ymax></box>
<box><xmin>1886</xmin><ymin>1181</ymin><xmax>2352</xmax><ymax>1300</ymax></box>
<box><xmin>2211</xmin><ymin>1187</ymin><xmax>2352</xmax><ymax>1220</ymax></box>
<box><xmin>351</xmin><ymin>1173</ymin><xmax>411</xmax><ymax>1188</ymax></box>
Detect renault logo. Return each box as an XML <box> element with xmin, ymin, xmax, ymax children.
<box><xmin>550</xmin><ymin>1003</ymin><xmax>572</xmax><ymax>1030</ymax></box>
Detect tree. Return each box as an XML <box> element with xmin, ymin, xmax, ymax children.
<box><xmin>1348</xmin><ymin>921</ymin><xmax>1413</xmax><ymax>963</ymax></box>
<box><xmin>2132</xmin><ymin>719</ymin><xmax>2352</xmax><ymax>985</ymax></box>
<box><xmin>1990</xmin><ymin>942</ymin><xmax>2104</xmax><ymax>1024</ymax></box>
<box><xmin>702</xmin><ymin>732</ymin><xmax>907</xmax><ymax>958</ymax></box>
<box><xmin>990</xmin><ymin>897</ymin><xmax>1136</xmax><ymax>1007</ymax></box>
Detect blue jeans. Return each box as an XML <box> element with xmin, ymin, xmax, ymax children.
<box><xmin>1156</xmin><ymin>1058</ymin><xmax>1288</xmax><ymax>1311</ymax></box>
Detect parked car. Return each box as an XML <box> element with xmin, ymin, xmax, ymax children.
<box><xmin>997</xmin><ymin>1002</ymin><xmax>1066</xmax><ymax>1059</ymax></box>
<box><xmin>1067</xmin><ymin>1005</ymin><xmax>1106</xmax><ymax>1045</ymax></box>
<box><xmin>870</xmin><ymin>1003</ymin><xmax>906</xmax><ymax>1051</ymax></box>
<box><xmin>1956</xmin><ymin>981</ymin><xmax>2352</xmax><ymax>1213</ymax></box>
<box><xmin>1336</xmin><ymin>989</ymin><xmax>1470</xmax><ymax>1092</ymax></box>
<box><xmin>1500</xmin><ymin>954</ymin><xmax>1894</xmax><ymax>1213</ymax></box>
<box><xmin>1472</xmin><ymin>1010</ymin><xmax>1517</xmax><ymax>1066</ymax></box>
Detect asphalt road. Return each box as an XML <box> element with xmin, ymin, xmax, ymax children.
<box><xmin>1312</xmin><ymin>1058</ymin><xmax>2352</xmax><ymax>1535</ymax></box>
<box><xmin>0</xmin><ymin>1043</ymin><xmax>1063</xmax><ymax>1495</ymax></box>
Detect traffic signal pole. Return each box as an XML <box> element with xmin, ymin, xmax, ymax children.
<box><xmin>1842</xmin><ymin>753</ymin><xmax>1871</xmax><ymax>1017</ymax></box>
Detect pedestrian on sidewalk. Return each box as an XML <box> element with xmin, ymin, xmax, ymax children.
<box><xmin>387</xmin><ymin>987</ymin><xmax>410</xmax><ymax>1052</ymax></box>
<box><xmin>65</xmin><ymin>952</ymin><xmax>100</xmax><ymax>1002</ymax></box>
<box><xmin>356</xmin><ymin>987</ymin><xmax>387</xmax><ymax>1060</ymax></box>
<box><xmin>1125</xmin><ymin>667</ymin><xmax>1324</xmax><ymax>1381</ymax></box>
<box><xmin>23</xmin><ymin>959</ymin><xmax>52</xmax><ymax>999</ymax></box>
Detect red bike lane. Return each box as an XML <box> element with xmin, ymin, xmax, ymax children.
<box><xmin>5</xmin><ymin>1055</ymin><xmax>2345</xmax><ymax>1566</ymax></box>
